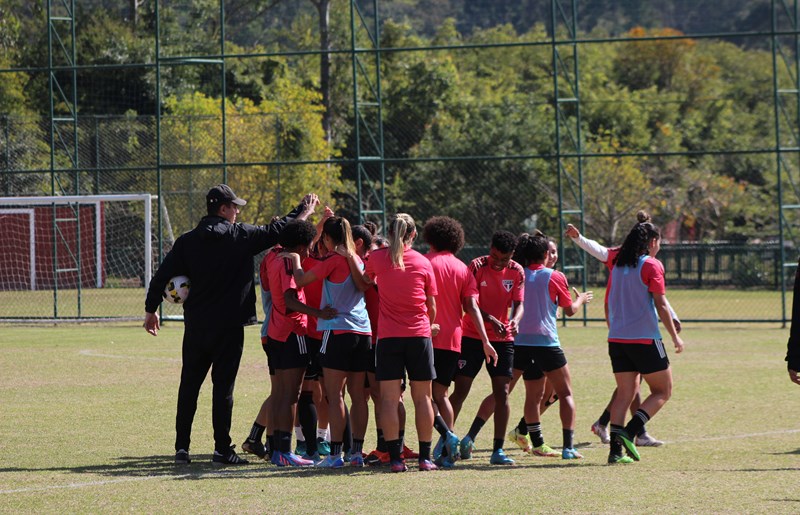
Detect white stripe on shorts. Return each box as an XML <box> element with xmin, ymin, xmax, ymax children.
<box><xmin>297</xmin><ymin>334</ymin><xmax>307</xmax><ymax>355</ymax></box>
<box><xmin>655</xmin><ymin>339</ymin><xmax>666</xmax><ymax>359</ymax></box>
<box><xmin>321</xmin><ymin>330</ymin><xmax>331</xmax><ymax>354</ymax></box>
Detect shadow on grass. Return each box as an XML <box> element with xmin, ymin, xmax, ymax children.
<box><xmin>0</xmin><ymin>451</ymin><xmax>608</xmax><ymax>481</ymax></box>
<box><xmin>770</xmin><ymin>447</ymin><xmax>800</xmax><ymax>456</ymax></box>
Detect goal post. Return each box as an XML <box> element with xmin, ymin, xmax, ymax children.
<box><xmin>0</xmin><ymin>194</ymin><xmax>153</xmax><ymax>320</ymax></box>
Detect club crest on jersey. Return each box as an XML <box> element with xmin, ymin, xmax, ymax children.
<box><xmin>458</xmin><ymin>359</ymin><xmax>467</xmax><ymax>369</ymax></box>
<box><xmin>502</xmin><ymin>280</ymin><xmax>514</xmax><ymax>292</ymax></box>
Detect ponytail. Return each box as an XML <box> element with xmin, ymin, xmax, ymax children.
<box><xmin>514</xmin><ymin>230</ymin><xmax>548</xmax><ymax>267</ymax></box>
<box><xmin>614</xmin><ymin>220</ymin><xmax>661</xmax><ymax>268</ymax></box>
<box><xmin>387</xmin><ymin>213</ymin><xmax>416</xmax><ymax>269</ymax></box>
<box><xmin>323</xmin><ymin>216</ymin><xmax>356</xmax><ymax>257</ymax></box>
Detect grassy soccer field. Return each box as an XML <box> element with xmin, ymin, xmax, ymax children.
<box><xmin>0</xmin><ymin>322</ymin><xmax>798</xmax><ymax>513</ymax></box>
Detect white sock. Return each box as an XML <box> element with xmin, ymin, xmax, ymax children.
<box><xmin>294</xmin><ymin>426</ymin><xmax>305</xmax><ymax>442</ymax></box>
<box><xmin>317</xmin><ymin>426</ymin><xmax>329</xmax><ymax>440</ymax></box>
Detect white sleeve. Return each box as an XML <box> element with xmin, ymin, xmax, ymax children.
<box><xmin>572</xmin><ymin>235</ymin><xmax>609</xmax><ymax>263</ymax></box>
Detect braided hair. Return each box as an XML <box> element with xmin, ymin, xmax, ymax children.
<box><xmin>614</xmin><ymin>211</ymin><xmax>660</xmax><ymax>268</ymax></box>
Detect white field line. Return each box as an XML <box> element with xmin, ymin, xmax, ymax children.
<box><xmin>78</xmin><ymin>349</ymin><xmax>180</xmax><ymax>363</ymax></box>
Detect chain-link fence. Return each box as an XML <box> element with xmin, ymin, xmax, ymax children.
<box><xmin>1</xmin><ymin>1</ymin><xmax>797</xmax><ymax>322</ymax></box>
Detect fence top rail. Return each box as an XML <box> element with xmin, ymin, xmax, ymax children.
<box><xmin>0</xmin><ymin>194</ymin><xmax>153</xmax><ymax>205</ymax></box>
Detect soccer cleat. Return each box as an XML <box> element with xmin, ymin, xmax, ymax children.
<box><xmin>302</xmin><ymin>452</ymin><xmax>321</xmax><ymax>463</ymax></box>
<box><xmin>433</xmin><ymin>436</ymin><xmax>444</xmax><ymax>460</ymax></box>
<box><xmin>507</xmin><ymin>427</ymin><xmax>532</xmax><ymax>453</ymax></box>
<box><xmin>402</xmin><ymin>444</ymin><xmax>419</xmax><ymax>459</ymax></box>
<box><xmin>444</xmin><ymin>432</ymin><xmax>461</xmax><ymax>461</ymax></box>
<box><xmin>175</xmin><ymin>449</ymin><xmax>191</xmax><ymax>465</ymax></box>
<box><xmin>350</xmin><ymin>454</ymin><xmax>365</xmax><ymax>467</ymax></box>
<box><xmin>490</xmin><ymin>448</ymin><xmax>515</xmax><ymax>465</ymax></box>
<box><xmin>365</xmin><ymin>450</ymin><xmax>390</xmax><ymax>466</ymax></box>
<box><xmin>608</xmin><ymin>454</ymin><xmax>635</xmax><ymax>464</ymax></box>
<box><xmin>317</xmin><ymin>438</ymin><xmax>331</xmax><ymax>456</ymax></box>
<box><xmin>459</xmin><ymin>436</ymin><xmax>476</xmax><ymax>460</ymax></box>
<box><xmin>271</xmin><ymin>451</ymin><xmax>314</xmax><ymax>467</ymax></box>
<box><xmin>434</xmin><ymin>455</ymin><xmax>456</xmax><ymax>469</ymax></box>
<box><xmin>212</xmin><ymin>445</ymin><xmax>249</xmax><ymax>467</ymax></box>
<box><xmin>635</xmin><ymin>432</ymin><xmax>664</xmax><ymax>447</ymax></box>
<box><xmin>616</xmin><ymin>432</ymin><xmax>641</xmax><ymax>461</ymax></box>
<box><xmin>294</xmin><ymin>440</ymin><xmax>307</xmax><ymax>457</ymax></box>
<box><xmin>315</xmin><ymin>454</ymin><xmax>345</xmax><ymax>468</ymax></box>
<box><xmin>390</xmin><ymin>460</ymin><xmax>408</xmax><ymax>473</ymax></box>
<box><xmin>418</xmin><ymin>459</ymin><xmax>438</xmax><ymax>471</ymax></box>
<box><xmin>591</xmin><ymin>420</ymin><xmax>611</xmax><ymax>444</ymax></box>
<box><xmin>530</xmin><ymin>443</ymin><xmax>560</xmax><ymax>457</ymax></box>
<box><xmin>562</xmin><ymin>447</ymin><xmax>584</xmax><ymax>459</ymax></box>
<box><xmin>241</xmin><ymin>439</ymin><xmax>267</xmax><ymax>459</ymax></box>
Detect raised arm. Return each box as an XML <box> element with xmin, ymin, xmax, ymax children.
<box><xmin>565</xmin><ymin>224</ymin><xmax>609</xmax><ymax>262</ymax></box>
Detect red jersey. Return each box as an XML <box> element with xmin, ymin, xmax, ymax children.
<box><xmin>462</xmin><ymin>256</ymin><xmax>525</xmax><ymax>342</ymax></box>
<box><xmin>363</xmin><ymin>253</ymin><xmax>381</xmax><ymax>341</ymax></box>
<box><xmin>302</xmin><ymin>254</ymin><xmax>324</xmax><ymax>340</ymax></box>
<box><xmin>425</xmin><ymin>250</ymin><xmax>478</xmax><ymax>352</ymax></box>
<box><xmin>365</xmin><ymin>246</ymin><xmax>438</xmax><ymax>339</ymax></box>
<box><xmin>266</xmin><ymin>247</ymin><xmax>307</xmax><ymax>342</ymax></box>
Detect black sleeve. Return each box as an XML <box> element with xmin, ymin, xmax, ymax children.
<box><xmin>248</xmin><ymin>201</ymin><xmax>307</xmax><ymax>253</ymax></box>
<box><xmin>787</xmin><ymin>258</ymin><xmax>800</xmax><ymax>370</ymax></box>
<box><xmin>144</xmin><ymin>240</ymin><xmax>184</xmax><ymax>313</ymax></box>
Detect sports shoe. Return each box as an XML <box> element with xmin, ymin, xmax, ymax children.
<box><xmin>390</xmin><ymin>460</ymin><xmax>408</xmax><ymax>472</ymax></box>
<box><xmin>315</xmin><ymin>454</ymin><xmax>345</xmax><ymax>468</ymax></box>
<box><xmin>433</xmin><ymin>436</ymin><xmax>444</xmax><ymax>460</ymax></box>
<box><xmin>562</xmin><ymin>447</ymin><xmax>583</xmax><ymax>459</ymax></box>
<box><xmin>271</xmin><ymin>451</ymin><xmax>314</xmax><ymax>467</ymax></box>
<box><xmin>591</xmin><ymin>420</ymin><xmax>611</xmax><ymax>444</ymax></box>
<box><xmin>212</xmin><ymin>445</ymin><xmax>249</xmax><ymax>467</ymax></box>
<box><xmin>490</xmin><ymin>448</ymin><xmax>515</xmax><ymax>465</ymax></box>
<box><xmin>444</xmin><ymin>432</ymin><xmax>461</xmax><ymax>461</ymax></box>
<box><xmin>301</xmin><ymin>452</ymin><xmax>321</xmax><ymax>463</ymax></box>
<box><xmin>402</xmin><ymin>444</ymin><xmax>419</xmax><ymax>459</ymax></box>
<box><xmin>635</xmin><ymin>432</ymin><xmax>664</xmax><ymax>447</ymax></box>
<box><xmin>507</xmin><ymin>427</ymin><xmax>532</xmax><ymax>453</ymax></box>
<box><xmin>530</xmin><ymin>443</ymin><xmax>559</xmax><ymax>457</ymax></box>
<box><xmin>241</xmin><ymin>439</ymin><xmax>267</xmax><ymax>459</ymax></box>
<box><xmin>459</xmin><ymin>436</ymin><xmax>476</xmax><ymax>460</ymax></box>
<box><xmin>365</xmin><ymin>450</ymin><xmax>390</xmax><ymax>466</ymax></box>
<box><xmin>317</xmin><ymin>438</ymin><xmax>331</xmax><ymax>456</ymax></box>
<box><xmin>616</xmin><ymin>432</ymin><xmax>641</xmax><ymax>461</ymax></box>
<box><xmin>175</xmin><ymin>449</ymin><xmax>191</xmax><ymax>465</ymax></box>
<box><xmin>294</xmin><ymin>440</ymin><xmax>307</xmax><ymax>457</ymax></box>
<box><xmin>418</xmin><ymin>459</ymin><xmax>438</xmax><ymax>471</ymax></box>
<box><xmin>350</xmin><ymin>454</ymin><xmax>365</xmax><ymax>467</ymax></box>
<box><xmin>434</xmin><ymin>455</ymin><xmax>456</xmax><ymax>469</ymax></box>
<box><xmin>608</xmin><ymin>454</ymin><xmax>635</xmax><ymax>464</ymax></box>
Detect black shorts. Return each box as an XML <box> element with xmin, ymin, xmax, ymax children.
<box><xmin>262</xmin><ymin>341</ymin><xmax>276</xmax><ymax>376</ymax></box>
<box><xmin>268</xmin><ymin>333</ymin><xmax>316</xmax><ymax>371</ymax></box>
<box><xmin>304</xmin><ymin>337</ymin><xmax>322</xmax><ymax>380</ymax></box>
<box><xmin>609</xmin><ymin>340</ymin><xmax>670</xmax><ymax>375</ymax></box>
<box><xmin>320</xmin><ymin>331</ymin><xmax>372</xmax><ymax>372</ymax></box>
<box><xmin>433</xmin><ymin>348</ymin><xmax>460</xmax><ymax>387</ymax></box>
<box><xmin>456</xmin><ymin>337</ymin><xmax>514</xmax><ymax>379</ymax></box>
<box><xmin>366</xmin><ymin>340</ymin><xmax>377</xmax><ymax>373</ymax></box>
<box><xmin>375</xmin><ymin>337</ymin><xmax>435</xmax><ymax>382</ymax></box>
<box><xmin>514</xmin><ymin>345</ymin><xmax>568</xmax><ymax>379</ymax></box>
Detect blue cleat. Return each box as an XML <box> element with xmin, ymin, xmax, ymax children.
<box><xmin>489</xmin><ymin>448</ymin><xmax>515</xmax><ymax>465</ymax></box>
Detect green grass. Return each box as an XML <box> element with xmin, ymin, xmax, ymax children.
<box><xmin>0</xmin><ymin>286</ymin><xmax>793</xmax><ymax>322</ymax></box>
<box><xmin>1</xmin><ymin>322</ymin><xmax>798</xmax><ymax>513</ymax></box>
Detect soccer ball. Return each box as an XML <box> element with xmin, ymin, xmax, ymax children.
<box><xmin>163</xmin><ymin>275</ymin><xmax>191</xmax><ymax>304</ymax></box>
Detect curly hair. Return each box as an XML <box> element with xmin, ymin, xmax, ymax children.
<box><xmin>423</xmin><ymin>216</ymin><xmax>465</xmax><ymax>254</ymax></box>
<box><xmin>278</xmin><ymin>220</ymin><xmax>317</xmax><ymax>249</ymax></box>
<box><xmin>513</xmin><ymin>230</ymin><xmax>549</xmax><ymax>267</ymax></box>
<box><xmin>491</xmin><ymin>230</ymin><xmax>518</xmax><ymax>254</ymax></box>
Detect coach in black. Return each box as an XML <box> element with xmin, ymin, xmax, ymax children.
<box><xmin>787</xmin><ymin>257</ymin><xmax>800</xmax><ymax>386</ymax></box>
<box><xmin>144</xmin><ymin>184</ymin><xmax>319</xmax><ymax>466</ymax></box>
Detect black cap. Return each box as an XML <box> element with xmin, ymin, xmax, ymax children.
<box><xmin>206</xmin><ymin>184</ymin><xmax>247</xmax><ymax>208</ymax></box>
